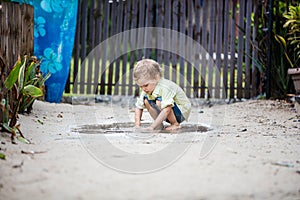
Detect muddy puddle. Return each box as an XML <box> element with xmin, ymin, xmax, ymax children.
<box><xmin>73</xmin><ymin>122</ymin><xmax>210</xmax><ymax>134</ymax></box>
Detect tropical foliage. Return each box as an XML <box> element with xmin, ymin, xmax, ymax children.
<box><xmin>283</xmin><ymin>3</ymin><xmax>300</xmax><ymax>68</ymax></box>
<box><xmin>0</xmin><ymin>55</ymin><xmax>50</xmax><ymax>142</ymax></box>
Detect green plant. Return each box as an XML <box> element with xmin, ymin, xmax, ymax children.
<box><xmin>1</xmin><ymin>55</ymin><xmax>50</xmax><ymax>141</ymax></box>
<box><xmin>276</xmin><ymin>3</ymin><xmax>300</xmax><ymax>69</ymax></box>
<box><xmin>248</xmin><ymin>1</ymin><xmax>300</xmax><ymax>98</ymax></box>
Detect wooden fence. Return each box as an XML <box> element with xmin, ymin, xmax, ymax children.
<box><xmin>0</xmin><ymin>2</ymin><xmax>34</xmax><ymax>70</ymax></box>
<box><xmin>67</xmin><ymin>0</ymin><xmax>260</xmax><ymax>99</ymax></box>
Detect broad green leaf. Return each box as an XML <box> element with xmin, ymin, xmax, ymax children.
<box><xmin>40</xmin><ymin>73</ymin><xmax>51</xmax><ymax>86</ymax></box>
<box><xmin>24</xmin><ymin>61</ymin><xmax>36</xmax><ymax>84</ymax></box>
<box><xmin>4</xmin><ymin>60</ymin><xmax>22</xmax><ymax>89</ymax></box>
<box><xmin>18</xmin><ymin>57</ymin><xmax>26</xmax><ymax>92</ymax></box>
<box><xmin>17</xmin><ymin>136</ymin><xmax>30</xmax><ymax>144</ymax></box>
<box><xmin>23</xmin><ymin>85</ymin><xmax>43</xmax><ymax>97</ymax></box>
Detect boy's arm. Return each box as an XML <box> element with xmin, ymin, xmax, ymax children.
<box><xmin>135</xmin><ymin>108</ymin><xmax>143</xmax><ymax>127</ymax></box>
<box><xmin>149</xmin><ymin>105</ymin><xmax>172</xmax><ymax>130</ymax></box>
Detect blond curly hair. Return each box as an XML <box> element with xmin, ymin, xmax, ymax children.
<box><xmin>133</xmin><ymin>59</ymin><xmax>162</xmax><ymax>85</ymax></box>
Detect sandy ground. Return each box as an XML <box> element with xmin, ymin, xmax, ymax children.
<box><xmin>0</xmin><ymin>97</ymin><xmax>300</xmax><ymax>200</ymax></box>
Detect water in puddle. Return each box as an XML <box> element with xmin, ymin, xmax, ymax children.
<box><xmin>73</xmin><ymin>122</ymin><xmax>209</xmax><ymax>134</ymax></box>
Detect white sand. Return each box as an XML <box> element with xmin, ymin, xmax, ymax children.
<box><xmin>0</xmin><ymin>98</ymin><xmax>300</xmax><ymax>199</ymax></box>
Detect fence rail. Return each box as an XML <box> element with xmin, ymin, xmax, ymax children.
<box><xmin>67</xmin><ymin>0</ymin><xmax>260</xmax><ymax>99</ymax></box>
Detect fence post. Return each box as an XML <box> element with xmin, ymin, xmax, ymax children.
<box><xmin>266</xmin><ymin>0</ymin><xmax>274</xmax><ymax>99</ymax></box>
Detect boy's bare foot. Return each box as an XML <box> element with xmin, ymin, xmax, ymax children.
<box><xmin>155</xmin><ymin>123</ymin><xmax>164</xmax><ymax>130</ymax></box>
<box><xmin>165</xmin><ymin>124</ymin><xmax>181</xmax><ymax>131</ymax></box>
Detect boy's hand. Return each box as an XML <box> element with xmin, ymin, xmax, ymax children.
<box><xmin>134</xmin><ymin>125</ymin><xmax>141</xmax><ymax>131</ymax></box>
<box><xmin>133</xmin><ymin>126</ymin><xmax>153</xmax><ymax>133</ymax></box>
<box><xmin>146</xmin><ymin>126</ymin><xmax>155</xmax><ymax>131</ymax></box>
<box><xmin>140</xmin><ymin>127</ymin><xmax>155</xmax><ymax>133</ymax></box>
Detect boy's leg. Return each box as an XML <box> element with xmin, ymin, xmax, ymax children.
<box><xmin>165</xmin><ymin>104</ymin><xmax>185</xmax><ymax>130</ymax></box>
<box><xmin>144</xmin><ymin>98</ymin><xmax>164</xmax><ymax>130</ymax></box>
<box><xmin>165</xmin><ymin>109</ymin><xmax>178</xmax><ymax>125</ymax></box>
<box><xmin>145</xmin><ymin>98</ymin><xmax>177</xmax><ymax>123</ymax></box>
<box><xmin>144</xmin><ymin>98</ymin><xmax>160</xmax><ymax>120</ymax></box>
<box><xmin>165</xmin><ymin>113</ymin><xmax>181</xmax><ymax>130</ymax></box>
<box><xmin>144</xmin><ymin>97</ymin><xmax>183</xmax><ymax>130</ymax></box>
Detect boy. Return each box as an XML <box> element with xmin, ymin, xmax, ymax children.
<box><xmin>133</xmin><ymin>59</ymin><xmax>191</xmax><ymax>131</ymax></box>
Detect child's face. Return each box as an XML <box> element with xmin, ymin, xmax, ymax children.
<box><xmin>138</xmin><ymin>81</ymin><xmax>156</xmax><ymax>95</ymax></box>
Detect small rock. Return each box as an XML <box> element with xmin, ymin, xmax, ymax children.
<box><xmin>112</xmin><ymin>95</ymin><xmax>122</xmax><ymax>103</ymax></box>
<box><xmin>102</xmin><ymin>96</ymin><xmax>111</xmax><ymax>102</ymax></box>
<box><xmin>95</xmin><ymin>96</ymin><xmax>103</xmax><ymax>103</ymax></box>
<box><xmin>272</xmin><ymin>161</ymin><xmax>294</xmax><ymax>168</ymax></box>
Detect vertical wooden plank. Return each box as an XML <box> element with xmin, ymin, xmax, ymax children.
<box><xmin>163</xmin><ymin>0</ymin><xmax>171</xmax><ymax>80</ymax></box>
<box><xmin>171</xmin><ymin>0</ymin><xmax>179</xmax><ymax>83</ymax></box>
<box><xmin>86</xmin><ymin>0</ymin><xmax>95</xmax><ymax>94</ymax></box>
<box><xmin>200</xmin><ymin>0</ymin><xmax>208</xmax><ymax>98</ymax></box>
<box><xmin>186</xmin><ymin>0</ymin><xmax>193</xmax><ymax>97</ymax></box>
<box><xmin>113</xmin><ymin>0</ymin><xmax>124</xmax><ymax>95</ymax></box>
<box><xmin>93</xmin><ymin>0</ymin><xmax>103</xmax><ymax>94</ymax></box>
<box><xmin>79</xmin><ymin>0</ymin><xmax>88</xmax><ymax>94</ymax></box>
<box><xmin>0</xmin><ymin>3</ymin><xmax>8</xmax><ymax>69</ymax></box>
<box><xmin>22</xmin><ymin>4</ymin><xmax>34</xmax><ymax>62</ymax></box>
<box><xmin>100</xmin><ymin>0</ymin><xmax>110</xmax><ymax>94</ymax></box>
<box><xmin>95</xmin><ymin>0</ymin><xmax>103</xmax><ymax>45</ymax></box>
<box><xmin>179</xmin><ymin>0</ymin><xmax>186</xmax><ymax>89</ymax></box>
<box><xmin>252</xmin><ymin>0</ymin><xmax>259</xmax><ymax>97</ymax></box>
<box><xmin>194</xmin><ymin>0</ymin><xmax>201</xmax><ymax>97</ymax></box>
<box><xmin>223</xmin><ymin>0</ymin><xmax>230</xmax><ymax>99</ymax></box>
<box><xmin>144</xmin><ymin>0</ymin><xmax>153</xmax><ymax>58</ymax></box>
<box><xmin>135</xmin><ymin>0</ymin><xmax>146</xmax><ymax>96</ymax></box>
<box><xmin>156</xmin><ymin>0</ymin><xmax>164</xmax><ymax>64</ymax></box>
<box><xmin>88</xmin><ymin>0</ymin><xmax>96</xmax><ymax>51</ymax></box>
<box><xmin>121</xmin><ymin>0</ymin><xmax>130</xmax><ymax>95</ymax></box>
<box><xmin>215</xmin><ymin>0</ymin><xmax>223</xmax><ymax>98</ymax></box>
<box><xmin>229</xmin><ymin>0</ymin><xmax>237</xmax><ymax>99</ymax></box>
<box><xmin>17</xmin><ymin>5</ymin><xmax>21</xmax><ymax>62</ymax></box>
<box><xmin>245</xmin><ymin>0</ymin><xmax>252</xmax><ymax>99</ymax></box>
<box><xmin>129</xmin><ymin>0</ymin><xmax>138</xmax><ymax>96</ymax></box>
<box><xmin>144</xmin><ymin>0</ymin><xmax>149</xmax><ymax>58</ymax></box>
<box><xmin>137</xmin><ymin>0</ymin><xmax>145</xmax><ymax>60</ymax></box>
<box><xmin>0</xmin><ymin>3</ymin><xmax>6</xmax><ymax>68</ymax></box>
<box><xmin>207</xmin><ymin>0</ymin><xmax>215</xmax><ymax>99</ymax></box>
<box><xmin>237</xmin><ymin>0</ymin><xmax>245</xmax><ymax>99</ymax></box>
<box><xmin>107</xmin><ymin>1</ymin><xmax>117</xmax><ymax>95</ymax></box>
<box><xmin>72</xmin><ymin>0</ymin><xmax>82</xmax><ymax>94</ymax></box>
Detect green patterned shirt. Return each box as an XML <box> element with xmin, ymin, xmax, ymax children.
<box><xmin>135</xmin><ymin>78</ymin><xmax>191</xmax><ymax>120</ymax></box>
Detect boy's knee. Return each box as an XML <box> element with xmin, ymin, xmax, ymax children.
<box><xmin>144</xmin><ymin>98</ymin><xmax>150</xmax><ymax>109</ymax></box>
<box><xmin>155</xmin><ymin>100</ymin><xmax>161</xmax><ymax>109</ymax></box>
<box><xmin>144</xmin><ymin>98</ymin><xmax>149</xmax><ymax>104</ymax></box>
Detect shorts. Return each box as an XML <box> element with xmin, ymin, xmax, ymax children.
<box><xmin>144</xmin><ymin>96</ymin><xmax>185</xmax><ymax>123</ymax></box>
